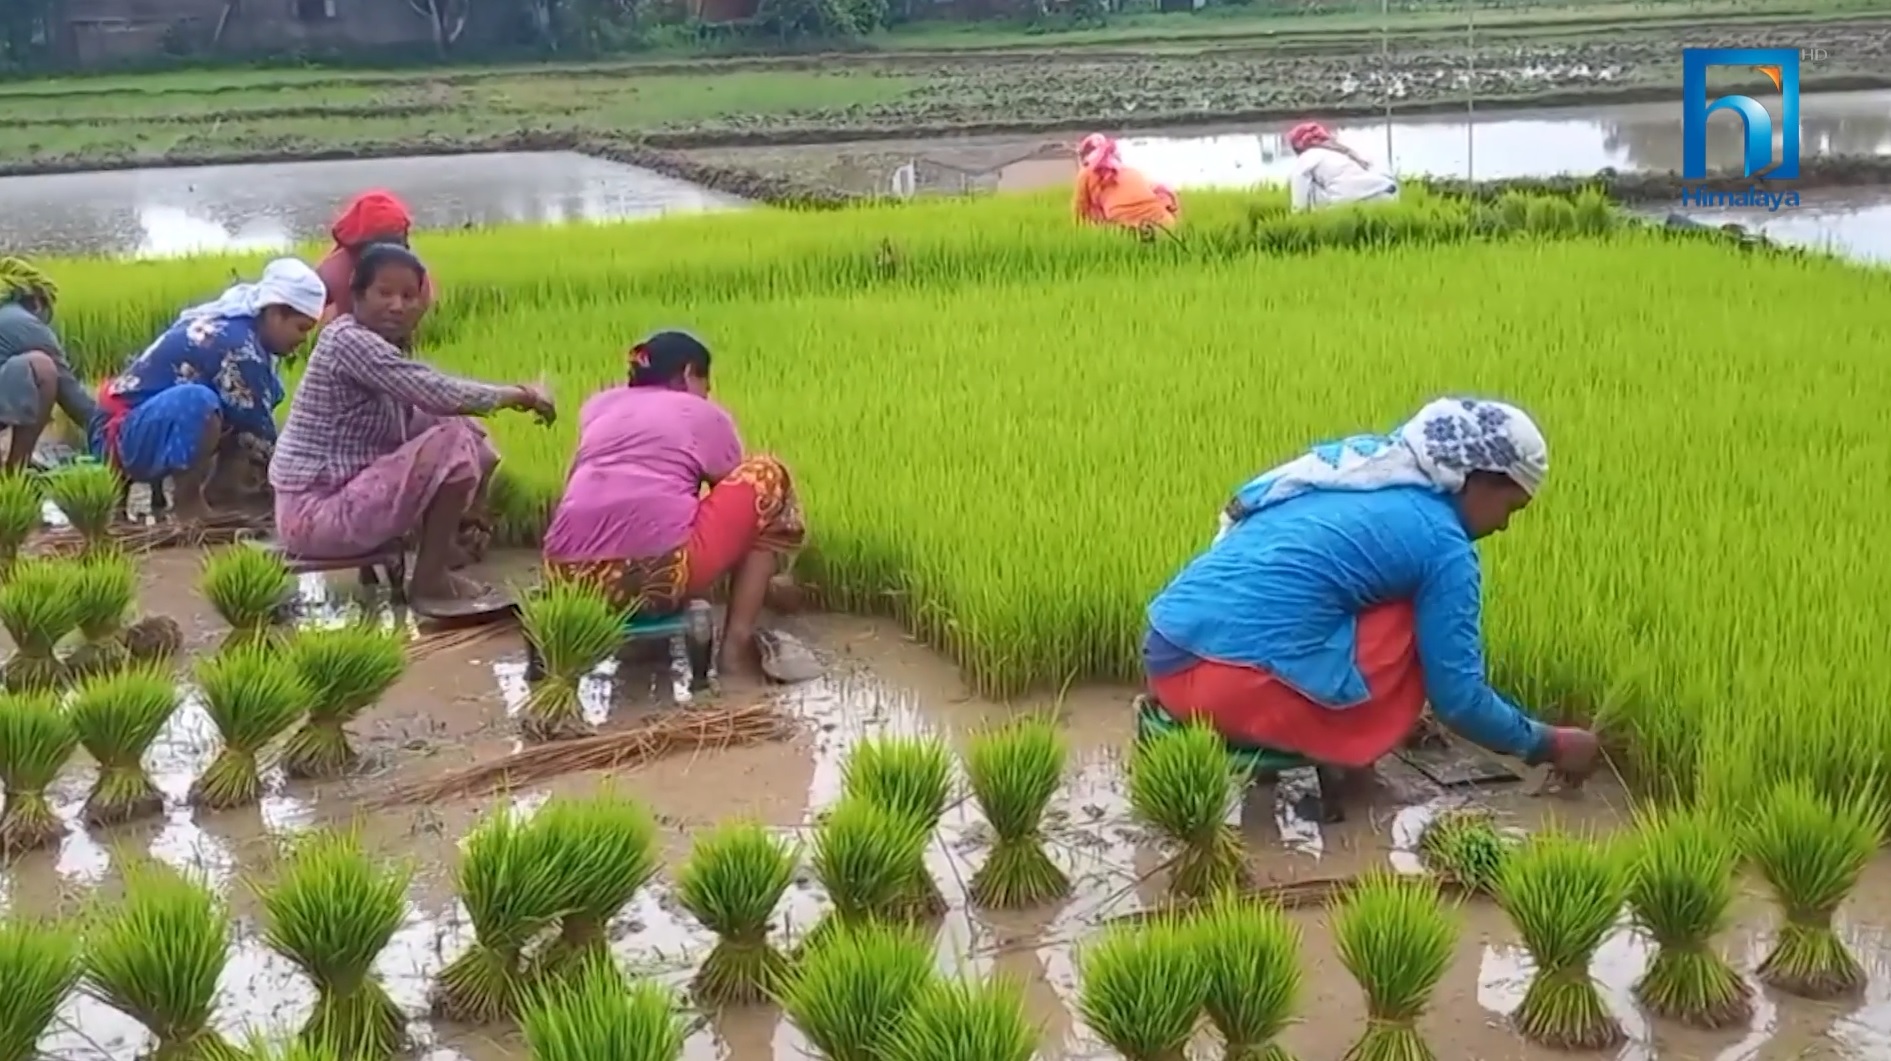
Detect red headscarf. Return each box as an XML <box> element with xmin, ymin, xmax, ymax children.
<box><xmin>330</xmin><ymin>190</ymin><xmax>414</xmax><ymax>250</ymax></box>
<box><xmin>1288</xmin><ymin>122</ymin><xmax>1333</xmax><ymax>154</ymax></box>
<box><xmin>1078</xmin><ymin>133</ymin><xmax>1123</xmax><ymax>176</ymax></box>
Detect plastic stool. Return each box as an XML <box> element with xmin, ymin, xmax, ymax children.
<box><xmin>523</xmin><ymin>609</ymin><xmax>714</xmax><ymax>691</ymax></box>
<box><xmin>248</xmin><ymin>540</ymin><xmax>408</xmax><ymax>604</ymax></box>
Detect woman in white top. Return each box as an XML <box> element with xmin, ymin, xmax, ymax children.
<box><xmin>1286</xmin><ymin>122</ymin><xmax>1399</xmax><ymax>212</ymax></box>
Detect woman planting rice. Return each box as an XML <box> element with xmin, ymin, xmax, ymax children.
<box><xmin>1285</xmin><ymin>122</ymin><xmax>1400</xmax><ymax>212</ymax></box>
<box><xmin>92</xmin><ymin>258</ymin><xmax>325</xmax><ymax>521</ymax></box>
<box><xmin>0</xmin><ymin>258</ymin><xmax>96</xmax><ymax>472</ymax></box>
<box><xmin>316</xmin><ymin>190</ymin><xmax>434</xmax><ymax>323</ymax></box>
<box><xmin>542</xmin><ymin>330</ymin><xmax>806</xmax><ymax>679</ymax></box>
<box><xmin>1140</xmin><ymin>398</ymin><xmax>1602</xmax><ymax>805</ymax></box>
<box><xmin>270</xmin><ymin>245</ymin><xmax>553</xmax><ymax>611</ymax></box>
<box><xmin>1072</xmin><ymin>134</ymin><xmax>1179</xmax><ymax>233</ymax></box>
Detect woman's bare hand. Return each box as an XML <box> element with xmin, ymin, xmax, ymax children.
<box><xmin>506</xmin><ymin>383</ymin><xmax>556</xmax><ymax>426</ymax></box>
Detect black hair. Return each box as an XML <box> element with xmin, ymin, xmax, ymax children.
<box><xmin>349</xmin><ymin>242</ymin><xmax>427</xmax><ymax>298</ymax></box>
<box><xmin>628</xmin><ymin>330</ymin><xmax>712</xmax><ymax>387</ymax></box>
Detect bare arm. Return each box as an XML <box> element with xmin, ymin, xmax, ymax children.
<box><xmin>326</xmin><ymin>325</ymin><xmax>509</xmax><ymax>417</ymax></box>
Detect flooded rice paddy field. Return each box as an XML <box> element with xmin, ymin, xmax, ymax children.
<box><xmin>6</xmin><ymin>548</ymin><xmax>1891</xmax><ymax>1060</ymax></box>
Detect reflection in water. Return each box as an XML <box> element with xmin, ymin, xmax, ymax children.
<box><xmin>1676</xmin><ymin>194</ymin><xmax>1891</xmax><ymax>265</ymax></box>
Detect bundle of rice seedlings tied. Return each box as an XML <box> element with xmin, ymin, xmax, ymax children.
<box><xmin>200</xmin><ymin>544</ymin><xmax>292</xmax><ymax>648</ymax></box>
<box><xmin>964</xmin><ymin>714</ymin><xmax>1068</xmax><ymax>909</ymax></box>
<box><xmin>0</xmin><ymin>692</ymin><xmax>78</xmax><ymax>856</ymax></box>
<box><xmin>67</xmin><ymin>665</ymin><xmax>177</xmax><ymax>826</ymax></box>
<box><xmin>805</xmin><ymin>795</ymin><xmax>931</xmax><ymax>948</ymax></box>
<box><xmin>1128</xmin><ymin>723</ymin><xmax>1246</xmax><ymax>899</ymax></box>
<box><xmin>1626</xmin><ymin>806</ymin><xmax>1752</xmax><ymax>1028</ymax></box>
<box><xmin>65</xmin><ymin>552</ymin><xmax>137</xmax><ymax>678</ymax></box>
<box><xmin>0</xmin><ymin>560</ymin><xmax>79</xmax><ymax>693</ymax></box>
<box><xmin>1197</xmin><ymin>893</ymin><xmax>1302</xmax><ymax>1061</ymax></box>
<box><xmin>1746</xmin><ymin>779</ymin><xmax>1883</xmax><ymax>999</ymax></box>
<box><xmin>521</xmin><ymin>955</ymin><xmax>685</xmax><ymax>1061</ymax></box>
<box><xmin>1494</xmin><ymin>827</ymin><xmax>1628</xmax><ymax>1050</ymax></box>
<box><xmin>675</xmin><ymin>819</ymin><xmax>798</xmax><ymax>1005</ymax></box>
<box><xmin>840</xmin><ymin>734</ymin><xmax>953</xmax><ymax>918</ymax></box>
<box><xmin>82</xmin><ymin>860</ymin><xmax>236</xmax><ymax>1061</ymax></box>
<box><xmin>884</xmin><ymin>974</ymin><xmax>1037</xmax><ymax>1061</ymax></box>
<box><xmin>1077</xmin><ymin>915</ymin><xmax>1208</xmax><ymax>1061</ymax></box>
<box><xmin>230</xmin><ymin>1038</ymin><xmax>344</xmax><ymax>1061</ymax></box>
<box><xmin>531</xmin><ymin>785</ymin><xmax>660</xmax><ymax>976</ymax></box>
<box><xmin>432</xmin><ymin>802</ymin><xmax>567</xmax><ymax>1023</ymax></box>
<box><xmin>0</xmin><ymin>472</ymin><xmax>42</xmax><ymax>573</ymax></box>
<box><xmin>44</xmin><ymin>463</ymin><xmax>123</xmax><ymax>556</ymax></box>
<box><xmin>0</xmin><ymin>916</ymin><xmax>80</xmax><ymax>1061</ymax></box>
<box><xmin>1331</xmin><ymin>871</ymin><xmax>1457</xmax><ymax>1061</ymax></box>
<box><xmin>777</xmin><ymin>920</ymin><xmax>938</xmax><ymax>1061</ymax></box>
<box><xmin>1415</xmin><ymin>806</ymin><xmax>1511</xmax><ymax>896</ymax></box>
<box><xmin>282</xmin><ymin>625</ymin><xmax>405</xmax><ymax>779</ymax></box>
<box><xmin>189</xmin><ymin>643</ymin><xmax>311</xmax><ymax>811</ymax></box>
<box><xmin>517</xmin><ymin>581</ymin><xmax>625</xmax><ymax>741</ymax></box>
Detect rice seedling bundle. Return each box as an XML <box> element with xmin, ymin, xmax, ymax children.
<box><xmin>883</xmin><ymin>974</ymin><xmax>1037</xmax><ymax>1061</ymax></box>
<box><xmin>529</xmin><ymin>785</ymin><xmax>659</xmax><ymax>974</ymax></box>
<box><xmin>0</xmin><ymin>472</ymin><xmax>42</xmax><ymax>572</ymax></box>
<box><xmin>1128</xmin><ymin>723</ymin><xmax>1245</xmax><ymax>899</ymax></box>
<box><xmin>1330</xmin><ymin>871</ymin><xmax>1456</xmax><ymax>1061</ymax></box>
<box><xmin>67</xmin><ymin>665</ymin><xmax>177</xmax><ymax>825</ymax></box>
<box><xmin>43</xmin><ymin>463</ymin><xmax>122</xmax><ymax>555</ymax></box>
<box><xmin>1745</xmin><ymin>780</ymin><xmax>1883</xmax><ymax>999</ymax></box>
<box><xmin>1625</xmin><ymin>807</ymin><xmax>1751</xmax><ymax>1028</ymax></box>
<box><xmin>1076</xmin><ymin>914</ymin><xmax>1208</xmax><ymax>1061</ymax></box>
<box><xmin>66</xmin><ymin>551</ymin><xmax>136</xmax><ymax>678</ymax></box>
<box><xmin>963</xmin><ymin>713</ymin><xmax>1068</xmax><ymax>909</ymax></box>
<box><xmin>0</xmin><ymin>692</ymin><xmax>77</xmax><ymax>856</ymax></box>
<box><xmin>674</xmin><ymin>819</ymin><xmax>798</xmax><ymax>1005</ymax></box>
<box><xmin>199</xmin><ymin>545</ymin><xmax>292</xmax><ymax>648</ymax></box>
<box><xmin>1415</xmin><ymin>806</ymin><xmax>1510</xmax><ymax>896</ymax></box>
<box><xmin>190</xmin><ymin>643</ymin><xmax>311</xmax><ymax>810</ymax></box>
<box><xmin>520</xmin><ymin>955</ymin><xmax>685</xmax><ymax>1061</ymax></box>
<box><xmin>82</xmin><ymin>860</ymin><xmax>237</xmax><ymax>1060</ymax></box>
<box><xmin>432</xmin><ymin>802</ymin><xmax>568</xmax><ymax>1024</ymax></box>
<box><xmin>516</xmin><ymin>581</ymin><xmax>626</xmax><ymax>742</ymax></box>
<box><xmin>839</xmin><ymin>734</ymin><xmax>952</xmax><ymax>918</ymax></box>
<box><xmin>282</xmin><ymin>625</ymin><xmax>406</xmax><ymax>779</ymax></box>
<box><xmin>228</xmin><ymin>1039</ymin><xmax>343</xmax><ymax>1061</ymax></box>
<box><xmin>0</xmin><ymin>559</ymin><xmax>79</xmax><ymax>693</ymax></box>
<box><xmin>1195</xmin><ymin>893</ymin><xmax>1301</xmax><ymax>1061</ymax></box>
<box><xmin>805</xmin><ymin>794</ymin><xmax>931</xmax><ymax>946</ymax></box>
<box><xmin>257</xmin><ymin>830</ymin><xmax>411</xmax><ymax>1060</ymax></box>
<box><xmin>776</xmin><ymin>920</ymin><xmax>937</xmax><ymax>1061</ymax></box>
<box><xmin>1493</xmin><ymin>828</ymin><xmax>1627</xmax><ymax>1050</ymax></box>
<box><xmin>0</xmin><ymin>917</ymin><xmax>80</xmax><ymax>1061</ymax></box>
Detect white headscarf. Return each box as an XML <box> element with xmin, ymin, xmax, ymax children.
<box><xmin>176</xmin><ymin>257</ymin><xmax>327</xmax><ymax>325</ymax></box>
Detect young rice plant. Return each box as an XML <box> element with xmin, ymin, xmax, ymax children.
<box><xmin>66</xmin><ymin>665</ymin><xmax>177</xmax><ymax>826</ymax></box>
<box><xmin>200</xmin><ymin>545</ymin><xmax>292</xmax><ymax>647</ymax></box>
<box><xmin>282</xmin><ymin>624</ymin><xmax>406</xmax><ymax>779</ymax></box>
<box><xmin>517</xmin><ymin>581</ymin><xmax>626</xmax><ymax>741</ymax></box>
<box><xmin>432</xmin><ymin>801</ymin><xmax>567</xmax><ymax>1023</ymax></box>
<box><xmin>1331</xmin><ymin>871</ymin><xmax>1457</xmax><ymax>1061</ymax></box>
<box><xmin>1415</xmin><ymin>806</ymin><xmax>1511</xmax><ymax>896</ymax></box>
<box><xmin>82</xmin><ymin>860</ymin><xmax>236</xmax><ymax>1060</ymax></box>
<box><xmin>0</xmin><ymin>693</ymin><xmax>78</xmax><ymax>856</ymax></box>
<box><xmin>0</xmin><ymin>559</ymin><xmax>79</xmax><ymax>693</ymax></box>
<box><xmin>1128</xmin><ymin>723</ymin><xmax>1246</xmax><ymax>899</ymax></box>
<box><xmin>0</xmin><ymin>472</ymin><xmax>41</xmax><ymax>572</ymax></box>
<box><xmin>66</xmin><ymin>552</ymin><xmax>136</xmax><ymax>678</ymax></box>
<box><xmin>806</xmin><ymin>795</ymin><xmax>931</xmax><ymax>946</ymax></box>
<box><xmin>1746</xmin><ymin>780</ymin><xmax>1883</xmax><ymax>999</ymax></box>
<box><xmin>674</xmin><ymin>819</ymin><xmax>799</xmax><ymax>1006</ymax></box>
<box><xmin>190</xmin><ymin>644</ymin><xmax>311</xmax><ymax>810</ymax></box>
<box><xmin>43</xmin><ymin>463</ymin><xmax>122</xmax><ymax>556</ymax></box>
<box><xmin>963</xmin><ymin>713</ymin><xmax>1069</xmax><ymax>909</ymax></box>
<box><xmin>1494</xmin><ymin>828</ymin><xmax>1628</xmax><ymax>1050</ymax></box>
<box><xmin>1626</xmin><ymin>806</ymin><xmax>1752</xmax><ymax>1029</ymax></box>
<box><xmin>1076</xmin><ymin>915</ymin><xmax>1209</xmax><ymax>1061</ymax></box>
<box><xmin>776</xmin><ymin>920</ymin><xmax>937</xmax><ymax>1061</ymax></box>
<box><xmin>531</xmin><ymin>786</ymin><xmax>660</xmax><ymax>974</ymax></box>
<box><xmin>520</xmin><ymin>956</ymin><xmax>686</xmax><ymax>1061</ymax></box>
<box><xmin>0</xmin><ymin>917</ymin><xmax>80</xmax><ymax>1061</ymax></box>
<box><xmin>840</xmin><ymin>734</ymin><xmax>953</xmax><ymax>918</ymax></box>
<box><xmin>883</xmin><ymin>974</ymin><xmax>1037</xmax><ymax>1061</ymax></box>
<box><xmin>1196</xmin><ymin>893</ymin><xmax>1302</xmax><ymax>1061</ymax></box>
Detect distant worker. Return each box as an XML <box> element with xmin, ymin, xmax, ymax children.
<box><xmin>1073</xmin><ymin>133</ymin><xmax>1180</xmax><ymax>233</ymax></box>
<box><xmin>316</xmin><ymin>189</ymin><xmax>434</xmax><ymax>325</ymax></box>
<box><xmin>1286</xmin><ymin>122</ymin><xmax>1399</xmax><ymax>212</ymax></box>
<box><xmin>1139</xmin><ymin>397</ymin><xmax>1601</xmax><ymax>790</ymax></box>
<box><xmin>0</xmin><ymin>258</ymin><xmax>97</xmax><ymax>472</ymax></box>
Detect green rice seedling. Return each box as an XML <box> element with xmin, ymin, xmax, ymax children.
<box><xmin>1626</xmin><ymin>806</ymin><xmax>1752</xmax><ymax>1029</ymax></box>
<box><xmin>0</xmin><ymin>916</ymin><xmax>80</xmax><ymax>1061</ymax></box>
<box><xmin>1076</xmin><ymin>915</ymin><xmax>1208</xmax><ymax>1061</ymax></box>
<box><xmin>0</xmin><ymin>693</ymin><xmax>77</xmax><ymax>856</ymax></box>
<box><xmin>200</xmin><ymin>545</ymin><xmax>292</xmax><ymax>647</ymax></box>
<box><xmin>67</xmin><ymin>666</ymin><xmax>177</xmax><ymax>825</ymax></box>
<box><xmin>65</xmin><ymin>552</ymin><xmax>136</xmax><ymax>678</ymax></box>
<box><xmin>432</xmin><ymin>802</ymin><xmax>568</xmax><ymax>1024</ymax></box>
<box><xmin>1494</xmin><ymin>828</ymin><xmax>1628</xmax><ymax>1050</ymax></box>
<box><xmin>840</xmin><ymin>734</ymin><xmax>953</xmax><ymax>917</ymax></box>
<box><xmin>282</xmin><ymin>625</ymin><xmax>405</xmax><ymax>779</ymax></box>
<box><xmin>43</xmin><ymin>463</ymin><xmax>122</xmax><ymax>555</ymax></box>
<box><xmin>964</xmin><ymin>714</ymin><xmax>1068</xmax><ymax>909</ymax></box>
<box><xmin>1415</xmin><ymin>806</ymin><xmax>1511</xmax><ymax>896</ymax></box>
<box><xmin>531</xmin><ymin>785</ymin><xmax>660</xmax><ymax>974</ymax></box>
<box><xmin>0</xmin><ymin>560</ymin><xmax>78</xmax><ymax>693</ymax></box>
<box><xmin>189</xmin><ymin>643</ymin><xmax>311</xmax><ymax>810</ymax></box>
<box><xmin>124</xmin><ymin>614</ymin><xmax>185</xmax><ymax>665</ymax></box>
<box><xmin>82</xmin><ymin>860</ymin><xmax>236</xmax><ymax>1060</ymax></box>
<box><xmin>258</xmin><ymin>829</ymin><xmax>411</xmax><ymax>1061</ymax></box>
<box><xmin>884</xmin><ymin>973</ymin><xmax>1037</xmax><ymax>1061</ymax></box>
<box><xmin>674</xmin><ymin>819</ymin><xmax>799</xmax><ymax>1005</ymax></box>
<box><xmin>1745</xmin><ymin>780</ymin><xmax>1883</xmax><ymax>999</ymax></box>
<box><xmin>1128</xmin><ymin>723</ymin><xmax>1246</xmax><ymax>899</ymax></box>
<box><xmin>806</xmin><ymin>795</ymin><xmax>931</xmax><ymax>945</ymax></box>
<box><xmin>0</xmin><ymin>473</ymin><xmax>42</xmax><ymax>573</ymax></box>
<box><xmin>229</xmin><ymin>1036</ymin><xmax>343</xmax><ymax>1061</ymax></box>
<box><xmin>1196</xmin><ymin>893</ymin><xmax>1302</xmax><ymax>1061</ymax></box>
<box><xmin>1331</xmin><ymin>871</ymin><xmax>1457</xmax><ymax>1061</ymax></box>
<box><xmin>517</xmin><ymin>581</ymin><xmax>626</xmax><ymax>742</ymax></box>
<box><xmin>776</xmin><ymin>920</ymin><xmax>937</xmax><ymax>1061</ymax></box>
<box><xmin>520</xmin><ymin>954</ymin><xmax>685</xmax><ymax>1061</ymax></box>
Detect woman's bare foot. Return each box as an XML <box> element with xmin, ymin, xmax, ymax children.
<box><xmin>411</xmin><ymin>571</ymin><xmax>496</xmax><ymax>604</ymax></box>
<box><xmin>717</xmin><ymin>633</ymin><xmax>765</xmax><ymax>681</ymax></box>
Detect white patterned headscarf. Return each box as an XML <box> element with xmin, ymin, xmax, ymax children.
<box><xmin>1216</xmin><ymin>397</ymin><xmax>1548</xmax><ymax>539</ymax></box>
<box><xmin>175</xmin><ymin>258</ymin><xmax>327</xmax><ymax>325</ymax></box>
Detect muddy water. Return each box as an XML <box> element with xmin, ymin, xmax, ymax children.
<box><xmin>6</xmin><ymin>548</ymin><xmax>1891</xmax><ymax>1059</ymax></box>
<box><xmin>0</xmin><ymin>152</ymin><xmax>745</xmax><ymax>259</ymax></box>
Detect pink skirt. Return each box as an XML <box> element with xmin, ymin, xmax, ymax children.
<box><xmin>275</xmin><ymin>415</ymin><xmax>497</xmax><ymax>559</ymax></box>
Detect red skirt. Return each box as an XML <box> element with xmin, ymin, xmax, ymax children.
<box><xmin>1146</xmin><ymin>601</ymin><xmax>1427</xmax><ymax>769</ymax></box>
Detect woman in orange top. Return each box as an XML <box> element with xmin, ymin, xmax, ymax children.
<box><xmin>1072</xmin><ymin>134</ymin><xmax>1179</xmax><ymax>231</ymax></box>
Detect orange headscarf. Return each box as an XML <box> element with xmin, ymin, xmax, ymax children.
<box><xmin>330</xmin><ymin>190</ymin><xmax>414</xmax><ymax>250</ymax></box>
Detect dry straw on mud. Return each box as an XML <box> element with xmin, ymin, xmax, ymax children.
<box><xmin>43</xmin><ymin>463</ymin><xmax>122</xmax><ymax>556</ymax></box>
<box><xmin>258</xmin><ymin>829</ymin><xmax>412</xmax><ymax>1061</ymax></box>
<box><xmin>1196</xmin><ymin>893</ymin><xmax>1302</xmax><ymax>1061</ymax></box>
<box><xmin>1416</xmin><ymin>806</ymin><xmax>1510</xmax><ymax>897</ymax></box>
<box><xmin>0</xmin><ymin>559</ymin><xmax>78</xmax><ymax>693</ymax></box>
<box><xmin>0</xmin><ymin>917</ymin><xmax>80</xmax><ymax>1061</ymax></box>
<box><xmin>841</xmin><ymin>734</ymin><xmax>952</xmax><ymax>918</ymax></box>
<box><xmin>200</xmin><ymin>544</ymin><xmax>292</xmax><ymax>647</ymax></box>
<box><xmin>1626</xmin><ymin>806</ymin><xmax>1752</xmax><ymax>1029</ymax></box>
<box><xmin>67</xmin><ymin>666</ymin><xmax>177</xmax><ymax>826</ymax></box>
<box><xmin>66</xmin><ymin>552</ymin><xmax>136</xmax><ymax>678</ymax></box>
<box><xmin>0</xmin><ymin>472</ymin><xmax>41</xmax><ymax>572</ymax></box>
<box><xmin>884</xmin><ymin>974</ymin><xmax>1037</xmax><ymax>1061</ymax></box>
<box><xmin>82</xmin><ymin>860</ymin><xmax>236</xmax><ymax>1061</ymax></box>
<box><xmin>432</xmin><ymin>802</ymin><xmax>566</xmax><ymax>1024</ymax></box>
<box><xmin>517</xmin><ymin>581</ymin><xmax>627</xmax><ymax>742</ymax></box>
<box><xmin>520</xmin><ymin>955</ymin><xmax>686</xmax><ymax>1061</ymax></box>
<box><xmin>1331</xmin><ymin>871</ymin><xmax>1457</xmax><ymax>1061</ymax></box>
<box><xmin>0</xmin><ymin>692</ymin><xmax>78</xmax><ymax>857</ymax></box>
<box><xmin>531</xmin><ymin>785</ymin><xmax>660</xmax><ymax>974</ymax></box>
<box><xmin>124</xmin><ymin>614</ymin><xmax>185</xmax><ymax>665</ymax></box>
<box><xmin>806</xmin><ymin>795</ymin><xmax>931</xmax><ymax>945</ymax></box>
<box><xmin>1745</xmin><ymin>779</ymin><xmax>1883</xmax><ymax>1000</ymax></box>
<box><xmin>282</xmin><ymin>624</ymin><xmax>406</xmax><ymax>779</ymax></box>
<box><xmin>1077</xmin><ymin>914</ymin><xmax>1208</xmax><ymax>1061</ymax></box>
<box><xmin>964</xmin><ymin>713</ymin><xmax>1068</xmax><ymax>909</ymax></box>
<box><xmin>1494</xmin><ymin>827</ymin><xmax>1627</xmax><ymax>1051</ymax></box>
<box><xmin>190</xmin><ymin>643</ymin><xmax>311</xmax><ymax>810</ymax></box>
<box><xmin>776</xmin><ymin>920</ymin><xmax>937</xmax><ymax>1061</ymax></box>
<box><xmin>675</xmin><ymin>820</ymin><xmax>799</xmax><ymax>1006</ymax></box>
<box><xmin>1129</xmin><ymin>723</ymin><xmax>1246</xmax><ymax>899</ymax></box>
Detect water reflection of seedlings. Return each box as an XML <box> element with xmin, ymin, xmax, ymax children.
<box><xmin>0</xmin><ymin>472</ymin><xmax>42</xmax><ymax>573</ymax></box>
<box><xmin>1077</xmin><ymin>915</ymin><xmax>1207</xmax><ymax>1061</ymax></box>
<box><xmin>0</xmin><ymin>560</ymin><xmax>79</xmax><ymax>693</ymax></box>
<box><xmin>1331</xmin><ymin>871</ymin><xmax>1455</xmax><ymax>1061</ymax></box>
<box><xmin>189</xmin><ymin>644</ymin><xmax>311</xmax><ymax>810</ymax></box>
<box><xmin>521</xmin><ymin>955</ymin><xmax>687</xmax><ymax>1061</ymax></box>
<box><xmin>965</xmin><ymin>714</ymin><xmax>1069</xmax><ymax>910</ymax></box>
<box><xmin>779</xmin><ymin>921</ymin><xmax>936</xmax><ymax>1061</ymax></box>
<box><xmin>66</xmin><ymin>552</ymin><xmax>137</xmax><ymax>678</ymax></box>
<box><xmin>889</xmin><ymin>974</ymin><xmax>1037</xmax><ymax>1061</ymax></box>
<box><xmin>518</xmin><ymin>582</ymin><xmax>625</xmax><ymax>742</ymax></box>
<box><xmin>533</xmin><ymin>786</ymin><xmax>660</xmax><ymax>975</ymax></box>
<box><xmin>1626</xmin><ymin>806</ymin><xmax>1753</xmax><ymax>1029</ymax></box>
<box><xmin>0</xmin><ymin>917</ymin><xmax>81</xmax><ymax>1061</ymax></box>
<box><xmin>282</xmin><ymin>624</ymin><xmax>406</xmax><ymax>779</ymax></box>
<box><xmin>81</xmin><ymin>860</ymin><xmax>238</xmax><ymax>1061</ymax></box>
<box><xmin>1128</xmin><ymin>724</ymin><xmax>1245</xmax><ymax>899</ymax></box>
<box><xmin>1747</xmin><ymin>780</ymin><xmax>1881</xmax><ymax>1000</ymax></box>
<box><xmin>432</xmin><ymin>803</ymin><xmax>567</xmax><ymax>1024</ymax></box>
<box><xmin>43</xmin><ymin>464</ymin><xmax>123</xmax><ymax>557</ymax></box>
<box><xmin>1196</xmin><ymin>893</ymin><xmax>1301</xmax><ymax>1061</ymax></box>
<box><xmin>805</xmin><ymin>796</ymin><xmax>931</xmax><ymax>949</ymax></box>
<box><xmin>66</xmin><ymin>666</ymin><xmax>178</xmax><ymax>826</ymax></box>
<box><xmin>675</xmin><ymin>820</ymin><xmax>799</xmax><ymax>1006</ymax></box>
<box><xmin>1495</xmin><ymin>828</ymin><xmax>1626</xmax><ymax>1051</ymax></box>
<box><xmin>1415</xmin><ymin>807</ymin><xmax>1510</xmax><ymax>896</ymax></box>
<box><xmin>200</xmin><ymin>545</ymin><xmax>293</xmax><ymax>649</ymax></box>
<box><xmin>0</xmin><ymin>692</ymin><xmax>78</xmax><ymax>856</ymax></box>
<box><xmin>841</xmin><ymin>735</ymin><xmax>952</xmax><ymax>919</ymax></box>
